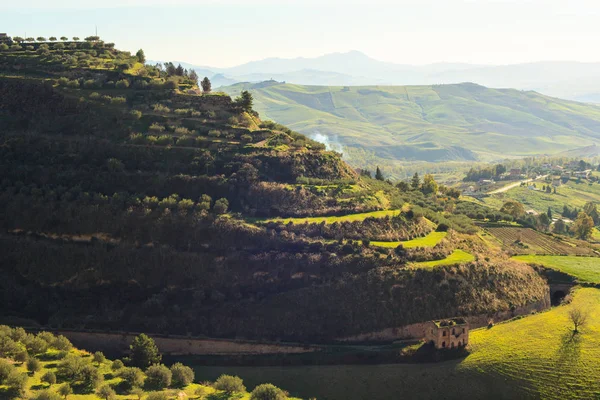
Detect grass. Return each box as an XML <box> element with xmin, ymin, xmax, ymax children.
<box><xmin>513</xmin><ymin>255</ymin><xmax>600</xmax><ymax>283</ymax></box>
<box><xmin>414</xmin><ymin>249</ymin><xmax>474</xmax><ymax>268</ymax></box>
<box><xmin>371</xmin><ymin>231</ymin><xmax>447</xmax><ymax>248</ymax></box>
<box><xmin>255</xmin><ymin>209</ymin><xmax>402</xmax><ymax>225</ymax></box>
<box><xmin>192</xmin><ymin>288</ymin><xmax>600</xmax><ymax>400</ymax></box>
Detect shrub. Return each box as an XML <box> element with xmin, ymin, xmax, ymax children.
<box><xmin>110</xmin><ymin>96</ymin><xmax>126</xmax><ymax>105</ymax></box>
<box><xmin>89</xmin><ymin>92</ymin><xmax>101</xmax><ymax>100</ymax></box>
<box><xmin>133</xmin><ymin>80</ymin><xmax>149</xmax><ymax>90</ymax></box>
<box><xmin>146</xmin><ymin>392</ymin><xmax>168</xmax><ymax>400</ymax></box>
<box><xmin>111</xmin><ymin>359</ymin><xmax>124</xmax><ymax>371</ymax></box>
<box><xmin>250</xmin><ymin>383</ymin><xmax>288</xmax><ymax>400</ymax></box>
<box><xmin>174</xmin><ymin>126</ymin><xmax>192</xmax><ymax>135</ymax></box>
<box><xmin>27</xmin><ymin>357</ymin><xmax>42</xmax><ymax>373</ymax></box>
<box><xmin>156</xmin><ymin>135</ymin><xmax>172</xmax><ymax>146</ymax></box>
<box><xmin>6</xmin><ymin>370</ymin><xmax>27</xmax><ymax>397</ymax></box>
<box><xmin>170</xmin><ymin>362</ymin><xmax>194</xmax><ymax>387</ymax></box>
<box><xmin>83</xmin><ymin>79</ymin><xmax>101</xmax><ymax>89</ymax></box>
<box><xmin>129</xmin><ymin>133</ymin><xmax>147</xmax><ymax>144</ymax></box>
<box><xmin>149</xmin><ymin>123</ymin><xmax>165</xmax><ymax>133</ymax></box>
<box><xmin>164</xmin><ymin>80</ymin><xmax>177</xmax><ymax>89</ymax></box>
<box><xmin>145</xmin><ymin>364</ymin><xmax>171</xmax><ymax>389</ymax></box>
<box><xmin>10</xmin><ymin>44</ymin><xmax>22</xmax><ymax>51</ymax></box>
<box><xmin>57</xmin><ymin>77</ymin><xmax>69</xmax><ymax>87</ymax></box>
<box><xmin>0</xmin><ymin>44</ymin><xmax>8</xmax><ymax>51</ymax></box>
<box><xmin>115</xmin><ymin>79</ymin><xmax>130</xmax><ymax>89</ymax></box>
<box><xmin>130</xmin><ymin>110</ymin><xmax>142</xmax><ymax>119</ymax></box>
<box><xmin>32</xmin><ymin>389</ymin><xmax>62</xmax><ymax>400</ymax></box>
<box><xmin>0</xmin><ymin>359</ymin><xmax>12</xmax><ymax>384</ymax></box>
<box><xmin>41</xmin><ymin>371</ymin><xmax>57</xmax><ymax>385</ymax></box>
<box><xmin>66</xmin><ymin>79</ymin><xmax>80</xmax><ymax>89</ymax></box>
<box><xmin>119</xmin><ymin>367</ymin><xmax>144</xmax><ymax>391</ymax></box>
<box><xmin>98</xmin><ymin>384</ymin><xmax>117</xmax><ymax>400</ymax></box>
<box><xmin>152</xmin><ymin>104</ymin><xmax>171</xmax><ymax>113</ymax></box>
<box><xmin>208</xmin><ymin>130</ymin><xmax>221</xmax><ymax>137</ymax></box>
<box><xmin>214</xmin><ymin>375</ymin><xmax>245</xmax><ymax>394</ymax></box>
<box><xmin>213</xmin><ymin>198</ymin><xmax>229</xmax><ymax>214</ymax></box>
<box><xmin>58</xmin><ymin>383</ymin><xmax>73</xmax><ymax>398</ymax></box>
<box><xmin>241</xmin><ymin>134</ymin><xmax>253</xmax><ymax>143</ymax></box>
<box><xmin>176</xmin><ymin>136</ymin><xmax>197</xmax><ymax>147</ymax></box>
<box><xmin>93</xmin><ymin>351</ymin><xmax>106</xmax><ymax>364</ymax></box>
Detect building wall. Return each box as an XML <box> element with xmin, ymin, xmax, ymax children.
<box><xmin>425</xmin><ymin>323</ymin><xmax>469</xmax><ymax>349</ymax></box>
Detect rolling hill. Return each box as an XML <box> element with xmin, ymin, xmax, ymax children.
<box><xmin>221</xmin><ymin>81</ymin><xmax>600</xmax><ymax>177</ymax></box>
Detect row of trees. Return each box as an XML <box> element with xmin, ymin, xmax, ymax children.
<box><xmin>11</xmin><ymin>36</ymin><xmax>100</xmax><ymax>43</ymax></box>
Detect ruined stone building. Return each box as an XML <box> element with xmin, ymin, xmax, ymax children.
<box><xmin>425</xmin><ymin>318</ymin><xmax>469</xmax><ymax>349</ymax></box>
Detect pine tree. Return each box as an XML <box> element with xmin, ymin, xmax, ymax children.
<box><xmin>129</xmin><ymin>334</ymin><xmax>161</xmax><ymax>368</ymax></box>
<box><xmin>547</xmin><ymin>207</ymin><xmax>552</xmax><ymax>219</ymax></box>
<box><xmin>135</xmin><ymin>49</ymin><xmax>145</xmax><ymax>64</ymax></box>
<box><xmin>175</xmin><ymin>64</ymin><xmax>184</xmax><ymax>76</ymax></box>
<box><xmin>411</xmin><ymin>172</ymin><xmax>420</xmax><ymax>190</ymax></box>
<box><xmin>375</xmin><ymin>166</ymin><xmax>384</xmax><ymax>181</ymax></box>
<box><xmin>201</xmin><ymin>77</ymin><xmax>212</xmax><ymax>93</ymax></box>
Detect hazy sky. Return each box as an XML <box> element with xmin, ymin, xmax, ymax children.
<box><xmin>2</xmin><ymin>0</ymin><xmax>599</xmax><ymax>67</ymax></box>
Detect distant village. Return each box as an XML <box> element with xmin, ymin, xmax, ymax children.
<box><xmin>463</xmin><ymin>159</ymin><xmax>598</xmax><ymax>198</ymax></box>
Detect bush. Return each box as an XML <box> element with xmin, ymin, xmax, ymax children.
<box><xmin>214</xmin><ymin>374</ymin><xmax>245</xmax><ymax>394</ymax></box>
<box><xmin>174</xmin><ymin>127</ymin><xmax>192</xmax><ymax>135</ymax></box>
<box><xmin>32</xmin><ymin>389</ymin><xmax>62</xmax><ymax>400</ymax></box>
<box><xmin>110</xmin><ymin>96</ymin><xmax>126</xmax><ymax>105</ymax></box>
<box><xmin>93</xmin><ymin>351</ymin><xmax>106</xmax><ymax>364</ymax></box>
<box><xmin>89</xmin><ymin>92</ymin><xmax>101</xmax><ymax>100</ymax></box>
<box><xmin>241</xmin><ymin>134</ymin><xmax>253</xmax><ymax>143</ymax></box>
<box><xmin>0</xmin><ymin>44</ymin><xmax>8</xmax><ymax>51</ymax></box>
<box><xmin>130</xmin><ymin>110</ymin><xmax>142</xmax><ymax>120</ymax></box>
<box><xmin>41</xmin><ymin>370</ymin><xmax>57</xmax><ymax>385</ymax></box>
<box><xmin>152</xmin><ymin>104</ymin><xmax>171</xmax><ymax>113</ymax></box>
<box><xmin>66</xmin><ymin>79</ymin><xmax>80</xmax><ymax>89</ymax></box>
<box><xmin>133</xmin><ymin>80</ymin><xmax>149</xmax><ymax>90</ymax></box>
<box><xmin>149</xmin><ymin>123</ymin><xmax>165</xmax><ymax>133</ymax></box>
<box><xmin>156</xmin><ymin>135</ymin><xmax>172</xmax><ymax>146</ymax></box>
<box><xmin>213</xmin><ymin>198</ymin><xmax>229</xmax><ymax>214</ymax></box>
<box><xmin>208</xmin><ymin>130</ymin><xmax>221</xmax><ymax>137</ymax></box>
<box><xmin>98</xmin><ymin>384</ymin><xmax>117</xmax><ymax>400</ymax></box>
<box><xmin>6</xmin><ymin>370</ymin><xmax>27</xmax><ymax>397</ymax></box>
<box><xmin>83</xmin><ymin>79</ymin><xmax>101</xmax><ymax>89</ymax></box>
<box><xmin>115</xmin><ymin>79</ymin><xmax>130</xmax><ymax>89</ymax></box>
<box><xmin>170</xmin><ymin>362</ymin><xmax>194</xmax><ymax>387</ymax></box>
<box><xmin>58</xmin><ymin>383</ymin><xmax>73</xmax><ymax>398</ymax></box>
<box><xmin>145</xmin><ymin>364</ymin><xmax>171</xmax><ymax>389</ymax></box>
<box><xmin>119</xmin><ymin>367</ymin><xmax>144</xmax><ymax>391</ymax></box>
<box><xmin>111</xmin><ymin>359</ymin><xmax>124</xmax><ymax>371</ymax></box>
<box><xmin>57</xmin><ymin>77</ymin><xmax>69</xmax><ymax>87</ymax></box>
<box><xmin>0</xmin><ymin>359</ymin><xmax>12</xmax><ymax>384</ymax></box>
<box><xmin>250</xmin><ymin>383</ymin><xmax>288</xmax><ymax>400</ymax></box>
<box><xmin>27</xmin><ymin>357</ymin><xmax>42</xmax><ymax>373</ymax></box>
<box><xmin>129</xmin><ymin>133</ymin><xmax>147</xmax><ymax>144</ymax></box>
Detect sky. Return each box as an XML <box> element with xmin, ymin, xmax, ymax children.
<box><xmin>2</xmin><ymin>0</ymin><xmax>600</xmax><ymax>67</ymax></box>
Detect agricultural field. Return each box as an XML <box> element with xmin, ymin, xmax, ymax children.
<box><xmin>194</xmin><ymin>288</ymin><xmax>600</xmax><ymax>400</ymax></box>
<box><xmin>486</xmin><ymin>226</ymin><xmax>594</xmax><ymax>255</ymax></box>
<box><xmin>513</xmin><ymin>255</ymin><xmax>600</xmax><ymax>283</ymax></box>
<box><xmin>257</xmin><ymin>209</ymin><xmax>402</xmax><ymax>225</ymax></box>
<box><xmin>371</xmin><ymin>231</ymin><xmax>447</xmax><ymax>249</ymax></box>
<box><xmin>414</xmin><ymin>249</ymin><xmax>474</xmax><ymax>268</ymax></box>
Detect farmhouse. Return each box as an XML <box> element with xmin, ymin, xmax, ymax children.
<box><xmin>574</xmin><ymin>170</ymin><xmax>592</xmax><ymax>179</ymax></box>
<box><xmin>425</xmin><ymin>318</ymin><xmax>469</xmax><ymax>349</ymax></box>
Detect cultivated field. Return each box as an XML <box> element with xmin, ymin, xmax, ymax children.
<box><xmin>486</xmin><ymin>226</ymin><xmax>594</xmax><ymax>255</ymax></box>
<box><xmin>371</xmin><ymin>231</ymin><xmax>447</xmax><ymax>249</ymax></box>
<box><xmin>193</xmin><ymin>288</ymin><xmax>600</xmax><ymax>400</ymax></box>
<box><xmin>258</xmin><ymin>209</ymin><xmax>402</xmax><ymax>225</ymax></box>
<box><xmin>513</xmin><ymin>255</ymin><xmax>600</xmax><ymax>283</ymax></box>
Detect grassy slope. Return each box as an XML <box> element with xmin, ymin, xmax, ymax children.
<box><xmin>371</xmin><ymin>231</ymin><xmax>447</xmax><ymax>248</ymax></box>
<box><xmin>415</xmin><ymin>249</ymin><xmax>475</xmax><ymax>268</ymax></box>
<box><xmin>194</xmin><ymin>288</ymin><xmax>600</xmax><ymax>400</ymax></box>
<box><xmin>255</xmin><ymin>209</ymin><xmax>402</xmax><ymax>224</ymax></box>
<box><xmin>220</xmin><ymin>82</ymin><xmax>600</xmax><ymax>168</ymax></box>
<box><xmin>513</xmin><ymin>255</ymin><xmax>600</xmax><ymax>283</ymax></box>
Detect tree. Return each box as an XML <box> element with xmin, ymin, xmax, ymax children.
<box><xmin>41</xmin><ymin>371</ymin><xmax>57</xmax><ymax>386</ymax></box>
<box><xmin>136</xmin><ymin>49</ymin><xmax>146</xmax><ymax>63</ymax></box>
<box><xmin>213</xmin><ymin>198</ymin><xmax>229</xmax><ymax>214</ymax></box>
<box><xmin>119</xmin><ymin>367</ymin><xmax>144</xmax><ymax>391</ymax></box>
<box><xmin>573</xmin><ymin>212</ymin><xmax>594</xmax><ymax>240</ymax></box>
<box><xmin>175</xmin><ymin>64</ymin><xmax>184</xmax><ymax>76</ymax></box>
<box><xmin>129</xmin><ymin>334</ymin><xmax>161</xmax><ymax>368</ymax></box>
<box><xmin>214</xmin><ymin>375</ymin><xmax>246</xmax><ymax>395</ymax></box>
<box><xmin>201</xmin><ymin>77</ymin><xmax>211</xmax><ymax>93</ymax></box>
<box><xmin>568</xmin><ymin>307</ymin><xmax>589</xmax><ymax>333</ymax></box>
<box><xmin>250</xmin><ymin>383</ymin><xmax>287</xmax><ymax>400</ymax></box>
<box><xmin>583</xmin><ymin>202</ymin><xmax>599</xmax><ymax>225</ymax></box>
<box><xmin>500</xmin><ymin>200</ymin><xmax>525</xmax><ymax>219</ymax></box>
<box><xmin>37</xmin><ymin>37</ymin><xmax>47</xmax><ymax>42</ymax></box>
<box><xmin>235</xmin><ymin>90</ymin><xmax>254</xmax><ymax>112</ymax></box>
<box><xmin>410</xmin><ymin>172</ymin><xmax>420</xmax><ymax>190</ymax></box>
<box><xmin>553</xmin><ymin>219</ymin><xmax>567</xmax><ymax>235</ymax></box>
<box><xmin>170</xmin><ymin>362</ymin><xmax>194</xmax><ymax>387</ymax></box>
<box><xmin>421</xmin><ymin>174</ymin><xmax>438</xmax><ymax>195</ymax></box>
<box><xmin>49</xmin><ymin>36</ymin><xmax>57</xmax><ymax>41</ymax></box>
<box><xmin>145</xmin><ymin>364</ymin><xmax>171</xmax><ymax>389</ymax></box>
<box><xmin>93</xmin><ymin>351</ymin><xmax>106</xmax><ymax>364</ymax></box>
<box><xmin>60</xmin><ymin>36</ymin><xmax>68</xmax><ymax>41</ymax></box>
<box><xmin>26</xmin><ymin>37</ymin><xmax>35</xmax><ymax>42</ymax></box>
<box><xmin>58</xmin><ymin>383</ymin><xmax>73</xmax><ymax>399</ymax></box>
<box><xmin>189</xmin><ymin>70</ymin><xmax>199</xmax><ymax>85</ymax></box>
<box><xmin>6</xmin><ymin>370</ymin><xmax>28</xmax><ymax>398</ymax></box>
<box><xmin>131</xmin><ymin>387</ymin><xmax>144</xmax><ymax>400</ymax></box>
<box><xmin>97</xmin><ymin>385</ymin><xmax>117</xmax><ymax>400</ymax></box>
<box><xmin>80</xmin><ymin>364</ymin><xmax>103</xmax><ymax>391</ymax></box>
<box><xmin>111</xmin><ymin>359</ymin><xmax>124</xmax><ymax>371</ymax></box>
<box><xmin>538</xmin><ymin>213</ymin><xmax>551</xmax><ymax>231</ymax></box>
<box><xmin>547</xmin><ymin>207</ymin><xmax>552</xmax><ymax>219</ymax></box>
<box><xmin>194</xmin><ymin>386</ymin><xmax>207</xmax><ymax>399</ymax></box>
<box><xmin>375</xmin><ymin>166</ymin><xmax>384</xmax><ymax>181</ymax></box>
<box><xmin>396</xmin><ymin>181</ymin><xmax>409</xmax><ymax>191</ymax></box>
<box><xmin>72</xmin><ymin>37</ymin><xmax>80</xmax><ymax>41</ymax></box>
<box><xmin>27</xmin><ymin>357</ymin><xmax>42</xmax><ymax>373</ymax></box>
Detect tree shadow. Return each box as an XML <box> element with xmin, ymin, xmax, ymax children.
<box><xmin>555</xmin><ymin>328</ymin><xmax>582</xmax><ymax>373</ymax></box>
<box><xmin>206</xmin><ymin>392</ymin><xmax>243</xmax><ymax>400</ymax></box>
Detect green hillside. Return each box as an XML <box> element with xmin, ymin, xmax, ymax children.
<box><xmin>221</xmin><ymin>81</ymin><xmax>600</xmax><ymax>177</ymax></box>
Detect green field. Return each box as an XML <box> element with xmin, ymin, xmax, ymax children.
<box><xmin>221</xmin><ymin>82</ymin><xmax>600</xmax><ymax>177</ymax></box>
<box><xmin>513</xmin><ymin>255</ymin><xmax>600</xmax><ymax>283</ymax></box>
<box><xmin>257</xmin><ymin>209</ymin><xmax>401</xmax><ymax>224</ymax></box>
<box><xmin>194</xmin><ymin>288</ymin><xmax>600</xmax><ymax>400</ymax></box>
<box><xmin>481</xmin><ymin>179</ymin><xmax>600</xmax><ymax>216</ymax></box>
<box><xmin>415</xmin><ymin>249</ymin><xmax>475</xmax><ymax>268</ymax></box>
<box><xmin>372</xmin><ymin>231</ymin><xmax>447</xmax><ymax>248</ymax></box>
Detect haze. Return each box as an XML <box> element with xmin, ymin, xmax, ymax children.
<box><xmin>2</xmin><ymin>0</ymin><xmax>600</xmax><ymax>67</ymax></box>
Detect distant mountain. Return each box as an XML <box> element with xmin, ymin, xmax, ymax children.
<box><xmin>152</xmin><ymin>52</ymin><xmax>600</xmax><ymax>102</ymax></box>
<box><xmin>220</xmin><ymin>81</ymin><xmax>600</xmax><ymax>175</ymax></box>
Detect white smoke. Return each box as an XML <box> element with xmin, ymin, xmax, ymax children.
<box><xmin>310</xmin><ymin>131</ymin><xmax>345</xmax><ymax>155</ymax></box>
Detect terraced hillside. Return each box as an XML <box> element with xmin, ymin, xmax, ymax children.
<box><xmin>221</xmin><ymin>82</ymin><xmax>600</xmax><ymax>177</ymax></box>
<box><xmin>0</xmin><ymin>36</ymin><xmax>548</xmax><ymax>343</ymax></box>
